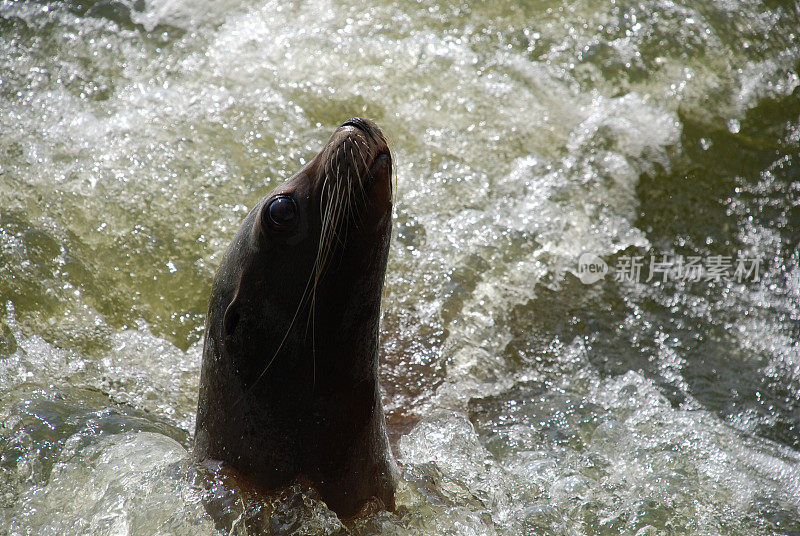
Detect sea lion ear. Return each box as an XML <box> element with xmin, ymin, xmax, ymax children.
<box><xmin>222</xmin><ymin>290</ymin><xmax>255</xmax><ymax>380</ymax></box>
<box><xmin>223</xmin><ymin>253</ymin><xmax>251</xmax><ymax>344</ymax></box>
<box><xmin>222</xmin><ymin>300</ymin><xmax>239</xmax><ymax>338</ymax></box>
<box><xmin>223</xmin><ymin>300</ymin><xmax>240</xmax><ymax>340</ymax></box>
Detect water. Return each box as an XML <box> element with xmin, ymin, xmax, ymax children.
<box><xmin>1</xmin><ymin>0</ymin><xmax>799</xmax><ymax>534</ymax></box>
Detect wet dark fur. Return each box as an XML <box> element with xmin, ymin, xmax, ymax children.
<box><xmin>194</xmin><ymin>118</ymin><xmax>397</xmax><ymax>517</ymax></box>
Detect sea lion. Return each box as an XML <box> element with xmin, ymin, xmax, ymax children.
<box><xmin>194</xmin><ymin>117</ymin><xmax>397</xmax><ymax>518</ymax></box>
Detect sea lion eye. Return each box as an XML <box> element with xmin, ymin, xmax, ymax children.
<box><xmin>265</xmin><ymin>196</ymin><xmax>297</xmax><ymax>231</ymax></box>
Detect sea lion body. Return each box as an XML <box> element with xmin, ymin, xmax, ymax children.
<box><xmin>194</xmin><ymin>118</ymin><xmax>397</xmax><ymax>517</ymax></box>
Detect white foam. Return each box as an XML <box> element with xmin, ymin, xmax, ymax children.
<box><xmin>8</xmin><ymin>432</ymin><xmax>213</xmax><ymax>536</ymax></box>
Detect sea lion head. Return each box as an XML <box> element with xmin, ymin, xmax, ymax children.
<box><xmin>195</xmin><ymin>118</ymin><xmax>397</xmax><ymax>517</ymax></box>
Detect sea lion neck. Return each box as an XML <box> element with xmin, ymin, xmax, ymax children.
<box><xmin>194</xmin><ymin>118</ymin><xmax>397</xmax><ymax>519</ymax></box>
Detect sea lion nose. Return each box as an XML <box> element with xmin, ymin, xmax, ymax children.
<box><xmin>340</xmin><ymin>117</ymin><xmax>374</xmax><ymax>135</ymax></box>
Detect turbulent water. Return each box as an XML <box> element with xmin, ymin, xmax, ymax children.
<box><xmin>1</xmin><ymin>0</ymin><xmax>799</xmax><ymax>534</ymax></box>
